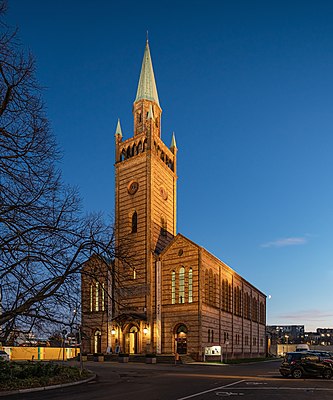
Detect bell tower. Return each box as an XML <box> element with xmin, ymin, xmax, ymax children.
<box><xmin>114</xmin><ymin>40</ymin><xmax>177</xmax><ymax>353</ymax></box>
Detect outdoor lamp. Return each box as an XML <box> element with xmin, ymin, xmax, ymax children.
<box><xmin>111</xmin><ymin>326</ymin><xmax>116</xmax><ymax>335</ymax></box>
<box><xmin>143</xmin><ymin>325</ymin><xmax>148</xmax><ymax>335</ymax></box>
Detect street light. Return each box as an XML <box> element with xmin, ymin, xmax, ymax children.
<box><xmin>285</xmin><ymin>335</ymin><xmax>289</xmax><ymax>353</ymax></box>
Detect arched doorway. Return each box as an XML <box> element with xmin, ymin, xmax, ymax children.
<box><xmin>94</xmin><ymin>329</ymin><xmax>102</xmax><ymax>353</ymax></box>
<box><xmin>124</xmin><ymin>325</ymin><xmax>139</xmax><ymax>354</ymax></box>
<box><xmin>175</xmin><ymin>324</ymin><xmax>188</xmax><ymax>354</ymax></box>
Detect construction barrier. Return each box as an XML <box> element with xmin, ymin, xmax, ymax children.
<box><xmin>1</xmin><ymin>346</ymin><xmax>79</xmax><ymax>361</ymax></box>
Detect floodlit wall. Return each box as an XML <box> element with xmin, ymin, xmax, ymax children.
<box><xmin>1</xmin><ymin>347</ymin><xmax>79</xmax><ymax>361</ymax></box>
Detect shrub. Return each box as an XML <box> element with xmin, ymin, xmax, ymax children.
<box><xmin>0</xmin><ymin>361</ymin><xmax>91</xmax><ymax>391</ymax></box>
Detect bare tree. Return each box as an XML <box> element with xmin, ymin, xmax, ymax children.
<box><xmin>0</xmin><ymin>3</ymin><xmax>124</xmax><ymax>342</ymax></box>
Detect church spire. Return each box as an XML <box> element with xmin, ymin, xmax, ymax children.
<box><xmin>115</xmin><ymin>118</ymin><xmax>123</xmax><ymax>138</ymax></box>
<box><xmin>135</xmin><ymin>40</ymin><xmax>160</xmax><ymax>106</ymax></box>
<box><xmin>170</xmin><ymin>132</ymin><xmax>177</xmax><ymax>151</ymax></box>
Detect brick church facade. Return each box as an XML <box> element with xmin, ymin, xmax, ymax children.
<box><xmin>81</xmin><ymin>41</ymin><xmax>266</xmax><ymax>361</ymax></box>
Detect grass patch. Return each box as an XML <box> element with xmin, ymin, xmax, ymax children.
<box><xmin>0</xmin><ymin>360</ymin><xmax>91</xmax><ymax>391</ymax></box>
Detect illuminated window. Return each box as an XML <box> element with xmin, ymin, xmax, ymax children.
<box><xmin>95</xmin><ymin>282</ymin><xmax>99</xmax><ymax>311</ymax></box>
<box><xmin>188</xmin><ymin>268</ymin><xmax>193</xmax><ymax>303</ymax></box>
<box><xmin>90</xmin><ymin>284</ymin><xmax>93</xmax><ymax>312</ymax></box>
<box><xmin>102</xmin><ymin>283</ymin><xmax>105</xmax><ymax>312</ymax></box>
<box><xmin>179</xmin><ymin>267</ymin><xmax>185</xmax><ymax>304</ymax></box>
<box><xmin>171</xmin><ymin>271</ymin><xmax>176</xmax><ymax>304</ymax></box>
<box><xmin>133</xmin><ymin>267</ymin><xmax>136</xmax><ymax>280</ymax></box>
<box><xmin>131</xmin><ymin>211</ymin><xmax>137</xmax><ymax>233</ymax></box>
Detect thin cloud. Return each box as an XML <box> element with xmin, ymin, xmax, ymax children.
<box><xmin>261</xmin><ymin>237</ymin><xmax>308</xmax><ymax>248</ymax></box>
<box><xmin>272</xmin><ymin>310</ymin><xmax>333</xmax><ymax>331</ymax></box>
<box><xmin>278</xmin><ymin>310</ymin><xmax>333</xmax><ymax>321</ymax></box>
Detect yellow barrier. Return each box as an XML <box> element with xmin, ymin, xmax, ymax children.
<box><xmin>1</xmin><ymin>347</ymin><xmax>79</xmax><ymax>361</ymax></box>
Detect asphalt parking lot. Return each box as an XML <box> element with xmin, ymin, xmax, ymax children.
<box><xmin>3</xmin><ymin>359</ymin><xmax>333</xmax><ymax>399</ymax></box>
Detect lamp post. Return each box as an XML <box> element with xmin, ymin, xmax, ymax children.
<box><xmin>285</xmin><ymin>335</ymin><xmax>289</xmax><ymax>353</ymax></box>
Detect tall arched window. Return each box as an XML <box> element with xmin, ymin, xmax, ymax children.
<box><xmin>161</xmin><ymin>216</ymin><xmax>167</xmax><ymax>237</ymax></box>
<box><xmin>205</xmin><ymin>270</ymin><xmax>209</xmax><ymax>303</ymax></box>
<box><xmin>209</xmin><ymin>269</ymin><xmax>213</xmax><ymax>305</ymax></box>
<box><xmin>188</xmin><ymin>268</ymin><xmax>193</xmax><ymax>303</ymax></box>
<box><xmin>95</xmin><ymin>282</ymin><xmax>99</xmax><ymax>312</ymax></box>
<box><xmin>179</xmin><ymin>267</ymin><xmax>185</xmax><ymax>304</ymax></box>
<box><xmin>213</xmin><ymin>274</ymin><xmax>217</xmax><ymax>307</ymax></box>
<box><xmin>90</xmin><ymin>284</ymin><xmax>93</xmax><ymax>312</ymax></box>
<box><xmin>171</xmin><ymin>271</ymin><xmax>176</xmax><ymax>304</ymax></box>
<box><xmin>102</xmin><ymin>283</ymin><xmax>105</xmax><ymax>312</ymax></box>
<box><xmin>131</xmin><ymin>211</ymin><xmax>137</xmax><ymax>233</ymax></box>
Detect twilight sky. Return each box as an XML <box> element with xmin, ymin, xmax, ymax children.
<box><xmin>7</xmin><ymin>0</ymin><xmax>333</xmax><ymax>331</ymax></box>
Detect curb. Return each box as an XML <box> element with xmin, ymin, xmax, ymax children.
<box><xmin>0</xmin><ymin>373</ymin><xmax>96</xmax><ymax>397</ymax></box>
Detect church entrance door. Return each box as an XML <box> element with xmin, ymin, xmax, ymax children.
<box><xmin>175</xmin><ymin>324</ymin><xmax>188</xmax><ymax>354</ymax></box>
<box><xmin>124</xmin><ymin>325</ymin><xmax>139</xmax><ymax>354</ymax></box>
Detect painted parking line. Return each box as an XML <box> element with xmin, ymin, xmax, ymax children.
<box><xmin>176</xmin><ymin>380</ymin><xmax>245</xmax><ymax>400</ymax></box>
<box><xmin>230</xmin><ymin>387</ymin><xmax>333</xmax><ymax>391</ymax></box>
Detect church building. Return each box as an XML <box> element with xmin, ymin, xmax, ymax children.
<box><xmin>81</xmin><ymin>41</ymin><xmax>266</xmax><ymax>361</ymax></box>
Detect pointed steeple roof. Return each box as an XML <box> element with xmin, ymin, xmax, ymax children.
<box><xmin>170</xmin><ymin>132</ymin><xmax>177</xmax><ymax>150</ymax></box>
<box><xmin>115</xmin><ymin>118</ymin><xmax>123</xmax><ymax>137</ymax></box>
<box><xmin>135</xmin><ymin>40</ymin><xmax>160</xmax><ymax>106</ymax></box>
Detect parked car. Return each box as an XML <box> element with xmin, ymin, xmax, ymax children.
<box><xmin>307</xmin><ymin>350</ymin><xmax>333</xmax><ymax>361</ymax></box>
<box><xmin>280</xmin><ymin>352</ymin><xmax>333</xmax><ymax>379</ymax></box>
<box><xmin>0</xmin><ymin>350</ymin><xmax>9</xmax><ymax>361</ymax></box>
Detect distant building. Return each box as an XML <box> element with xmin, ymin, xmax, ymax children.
<box><xmin>305</xmin><ymin>328</ymin><xmax>333</xmax><ymax>346</ymax></box>
<box><xmin>81</xmin><ymin>40</ymin><xmax>266</xmax><ymax>361</ymax></box>
<box><xmin>267</xmin><ymin>325</ymin><xmax>305</xmax><ymax>344</ymax></box>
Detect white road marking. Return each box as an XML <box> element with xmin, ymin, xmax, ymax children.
<box><xmin>176</xmin><ymin>380</ymin><xmax>245</xmax><ymax>400</ymax></box>
<box><xmin>234</xmin><ymin>387</ymin><xmax>333</xmax><ymax>391</ymax></box>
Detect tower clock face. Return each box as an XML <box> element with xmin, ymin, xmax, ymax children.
<box><xmin>160</xmin><ymin>186</ymin><xmax>168</xmax><ymax>200</ymax></box>
<box><xmin>128</xmin><ymin>181</ymin><xmax>139</xmax><ymax>195</ymax></box>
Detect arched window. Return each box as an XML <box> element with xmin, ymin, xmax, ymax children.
<box><xmin>228</xmin><ymin>282</ymin><xmax>232</xmax><ymax>312</ymax></box>
<box><xmin>171</xmin><ymin>271</ymin><xmax>176</xmax><ymax>304</ymax></box>
<box><xmin>211</xmin><ymin>330</ymin><xmax>214</xmax><ymax>343</ymax></box>
<box><xmin>188</xmin><ymin>268</ymin><xmax>193</xmax><ymax>303</ymax></box>
<box><xmin>213</xmin><ymin>274</ymin><xmax>217</xmax><ymax>307</ymax></box>
<box><xmin>102</xmin><ymin>283</ymin><xmax>105</xmax><ymax>312</ymax></box>
<box><xmin>95</xmin><ymin>281</ymin><xmax>99</xmax><ymax>312</ymax></box>
<box><xmin>179</xmin><ymin>267</ymin><xmax>185</xmax><ymax>304</ymax></box>
<box><xmin>161</xmin><ymin>216</ymin><xmax>167</xmax><ymax>237</ymax></box>
<box><xmin>205</xmin><ymin>270</ymin><xmax>209</xmax><ymax>303</ymax></box>
<box><xmin>209</xmin><ymin>269</ymin><xmax>213</xmax><ymax>305</ymax></box>
<box><xmin>90</xmin><ymin>284</ymin><xmax>93</xmax><ymax>312</ymax></box>
<box><xmin>208</xmin><ymin>329</ymin><xmax>211</xmax><ymax>342</ymax></box>
<box><xmin>131</xmin><ymin>211</ymin><xmax>137</xmax><ymax>233</ymax></box>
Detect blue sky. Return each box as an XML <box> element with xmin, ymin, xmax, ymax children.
<box><xmin>7</xmin><ymin>0</ymin><xmax>333</xmax><ymax>331</ymax></box>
